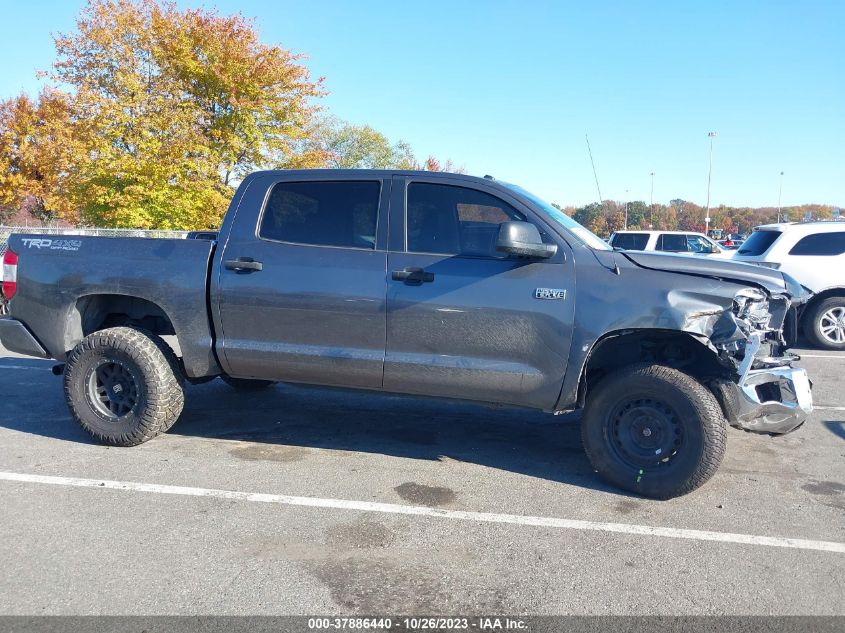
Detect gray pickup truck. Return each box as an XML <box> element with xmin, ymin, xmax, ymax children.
<box><xmin>0</xmin><ymin>170</ymin><xmax>813</xmax><ymax>498</ymax></box>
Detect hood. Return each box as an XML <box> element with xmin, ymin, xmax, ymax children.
<box><xmin>620</xmin><ymin>251</ymin><xmax>788</xmax><ymax>295</ymax></box>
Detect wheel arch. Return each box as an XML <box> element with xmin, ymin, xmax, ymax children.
<box><xmin>800</xmin><ymin>287</ymin><xmax>845</xmax><ymax>320</ymax></box>
<box><xmin>574</xmin><ymin>329</ymin><xmax>730</xmax><ymax>409</ymax></box>
<box><xmin>800</xmin><ymin>288</ymin><xmax>845</xmax><ymax>348</ymax></box>
<box><xmin>70</xmin><ymin>294</ymin><xmax>174</xmax><ymax>337</ymax></box>
<box><xmin>64</xmin><ymin>294</ymin><xmax>178</xmax><ymax>362</ymax></box>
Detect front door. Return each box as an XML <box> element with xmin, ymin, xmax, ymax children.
<box><xmin>215</xmin><ymin>174</ymin><xmax>390</xmax><ymax>388</ymax></box>
<box><xmin>383</xmin><ymin>176</ymin><xmax>575</xmax><ymax>410</ymax></box>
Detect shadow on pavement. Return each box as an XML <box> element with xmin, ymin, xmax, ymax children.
<box><xmin>823</xmin><ymin>420</ymin><xmax>845</xmax><ymax>442</ymax></box>
<box><xmin>173</xmin><ymin>381</ymin><xmax>606</xmax><ymax>490</ymax></box>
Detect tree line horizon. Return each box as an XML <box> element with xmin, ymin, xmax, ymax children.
<box><xmin>553</xmin><ymin>200</ymin><xmax>840</xmax><ymax>239</ymax></box>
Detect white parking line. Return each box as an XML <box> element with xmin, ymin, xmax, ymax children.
<box><xmin>816</xmin><ymin>406</ymin><xmax>845</xmax><ymax>411</ymax></box>
<box><xmin>1</xmin><ymin>471</ymin><xmax>843</xmax><ymax>554</ymax></box>
<box><xmin>799</xmin><ymin>354</ymin><xmax>845</xmax><ymax>359</ymax></box>
<box><xmin>0</xmin><ymin>365</ymin><xmax>50</xmax><ymax>371</ymax></box>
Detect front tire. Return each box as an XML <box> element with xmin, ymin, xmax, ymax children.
<box><xmin>803</xmin><ymin>296</ymin><xmax>845</xmax><ymax>350</ymax></box>
<box><xmin>581</xmin><ymin>364</ymin><xmax>727</xmax><ymax>499</ymax></box>
<box><xmin>63</xmin><ymin>327</ymin><xmax>185</xmax><ymax>446</ymax></box>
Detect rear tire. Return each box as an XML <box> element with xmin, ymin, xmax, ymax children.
<box><xmin>220</xmin><ymin>375</ymin><xmax>276</xmax><ymax>391</ymax></box>
<box><xmin>803</xmin><ymin>296</ymin><xmax>845</xmax><ymax>350</ymax></box>
<box><xmin>63</xmin><ymin>327</ymin><xmax>185</xmax><ymax>446</ymax></box>
<box><xmin>581</xmin><ymin>364</ymin><xmax>727</xmax><ymax>499</ymax></box>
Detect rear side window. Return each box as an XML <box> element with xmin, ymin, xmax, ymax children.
<box><xmin>788</xmin><ymin>232</ymin><xmax>845</xmax><ymax>256</ymax></box>
<box><xmin>737</xmin><ymin>230</ymin><xmax>781</xmax><ymax>255</ymax></box>
<box><xmin>259</xmin><ymin>181</ymin><xmax>380</xmax><ymax>249</ymax></box>
<box><xmin>406</xmin><ymin>182</ymin><xmax>526</xmax><ymax>257</ymax></box>
<box><xmin>656</xmin><ymin>234</ymin><xmax>688</xmax><ymax>252</ymax></box>
<box><xmin>610</xmin><ymin>233</ymin><xmax>649</xmax><ymax>250</ymax></box>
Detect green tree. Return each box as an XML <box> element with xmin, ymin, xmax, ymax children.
<box><xmin>305</xmin><ymin>116</ymin><xmax>462</xmax><ymax>172</ymax></box>
<box><xmin>624</xmin><ymin>201</ymin><xmax>648</xmax><ymax>229</ymax></box>
<box><xmin>573</xmin><ymin>202</ymin><xmax>608</xmax><ymax>235</ymax></box>
<box><xmin>309</xmin><ymin>117</ymin><xmax>412</xmax><ymax>169</ymax></box>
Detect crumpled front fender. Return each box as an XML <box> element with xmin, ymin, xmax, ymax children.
<box><xmin>658</xmin><ymin>289</ymin><xmax>745</xmax><ymax>344</ymax></box>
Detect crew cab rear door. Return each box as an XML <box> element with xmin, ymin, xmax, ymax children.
<box><xmin>383</xmin><ymin>175</ymin><xmax>575</xmax><ymax>410</ymax></box>
<box><xmin>213</xmin><ymin>173</ymin><xmax>390</xmax><ymax>388</ymax></box>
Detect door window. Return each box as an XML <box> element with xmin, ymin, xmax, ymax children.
<box><xmin>687</xmin><ymin>235</ymin><xmax>715</xmax><ymax>253</ymax></box>
<box><xmin>788</xmin><ymin>232</ymin><xmax>845</xmax><ymax>256</ymax></box>
<box><xmin>259</xmin><ymin>180</ymin><xmax>381</xmax><ymax>249</ymax></box>
<box><xmin>656</xmin><ymin>234</ymin><xmax>689</xmax><ymax>252</ymax></box>
<box><xmin>406</xmin><ymin>183</ymin><xmax>527</xmax><ymax>257</ymax></box>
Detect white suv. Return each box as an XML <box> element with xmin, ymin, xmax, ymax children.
<box><xmin>608</xmin><ymin>230</ymin><xmax>734</xmax><ymax>258</ymax></box>
<box><xmin>733</xmin><ymin>222</ymin><xmax>845</xmax><ymax>349</ymax></box>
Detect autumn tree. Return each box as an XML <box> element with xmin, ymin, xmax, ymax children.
<box><xmin>152</xmin><ymin>5</ymin><xmax>326</xmax><ymax>181</ymax></box>
<box><xmin>0</xmin><ymin>0</ymin><xmax>323</xmax><ymax>229</ymax></box>
<box><xmin>413</xmin><ymin>155</ymin><xmax>464</xmax><ymax>173</ymax></box>
<box><xmin>0</xmin><ymin>90</ymin><xmax>77</xmax><ymax>222</ymax></box>
<box><xmin>606</xmin><ymin>211</ymin><xmax>626</xmax><ymax>234</ymax></box>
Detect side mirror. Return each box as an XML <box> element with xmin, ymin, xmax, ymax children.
<box><xmin>710</xmin><ymin>243</ymin><xmax>720</xmax><ymax>253</ymax></box>
<box><xmin>496</xmin><ymin>221</ymin><xmax>558</xmax><ymax>259</ymax></box>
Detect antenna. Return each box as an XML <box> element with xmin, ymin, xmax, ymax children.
<box><xmin>585</xmin><ymin>134</ymin><xmax>603</xmax><ymax>203</ymax></box>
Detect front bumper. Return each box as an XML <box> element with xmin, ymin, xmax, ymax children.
<box><xmin>723</xmin><ymin>365</ymin><xmax>813</xmax><ymax>434</ymax></box>
<box><xmin>0</xmin><ymin>317</ymin><xmax>49</xmax><ymax>359</ymax></box>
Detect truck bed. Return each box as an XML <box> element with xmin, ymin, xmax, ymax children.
<box><xmin>5</xmin><ymin>234</ymin><xmax>219</xmax><ymax>377</ymax></box>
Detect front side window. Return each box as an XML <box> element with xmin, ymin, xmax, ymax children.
<box><xmin>406</xmin><ymin>182</ymin><xmax>527</xmax><ymax>257</ymax></box>
<box><xmin>259</xmin><ymin>180</ymin><xmax>381</xmax><ymax>249</ymax></box>
<box><xmin>657</xmin><ymin>234</ymin><xmax>689</xmax><ymax>252</ymax></box>
<box><xmin>788</xmin><ymin>232</ymin><xmax>845</xmax><ymax>256</ymax></box>
<box><xmin>687</xmin><ymin>235</ymin><xmax>715</xmax><ymax>253</ymax></box>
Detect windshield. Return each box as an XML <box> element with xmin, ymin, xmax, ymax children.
<box><xmin>502</xmin><ymin>182</ymin><xmax>613</xmax><ymax>251</ymax></box>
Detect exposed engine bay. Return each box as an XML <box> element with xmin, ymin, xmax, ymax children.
<box><xmin>709</xmin><ymin>286</ymin><xmax>812</xmax><ymax>434</ymax></box>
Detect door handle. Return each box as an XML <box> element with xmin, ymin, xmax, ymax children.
<box><xmin>225</xmin><ymin>258</ymin><xmax>263</xmax><ymax>273</ymax></box>
<box><xmin>392</xmin><ymin>267</ymin><xmax>434</xmax><ymax>284</ymax></box>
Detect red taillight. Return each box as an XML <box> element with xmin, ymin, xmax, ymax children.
<box><xmin>2</xmin><ymin>248</ymin><xmax>18</xmax><ymax>299</ymax></box>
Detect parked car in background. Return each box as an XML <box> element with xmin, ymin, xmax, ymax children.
<box><xmin>733</xmin><ymin>222</ymin><xmax>845</xmax><ymax>349</ymax></box>
<box><xmin>608</xmin><ymin>230</ymin><xmax>735</xmax><ymax>258</ymax></box>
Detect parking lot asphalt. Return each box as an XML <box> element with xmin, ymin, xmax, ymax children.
<box><xmin>0</xmin><ymin>344</ymin><xmax>843</xmax><ymax>615</ymax></box>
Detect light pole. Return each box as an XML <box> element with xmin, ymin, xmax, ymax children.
<box><xmin>777</xmin><ymin>171</ymin><xmax>784</xmax><ymax>223</ymax></box>
<box><xmin>649</xmin><ymin>172</ymin><xmax>655</xmax><ymax>229</ymax></box>
<box><xmin>624</xmin><ymin>189</ymin><xmax>629</xmax><ymax>229</ymax></box>
<box><xmin>705</xmin><ymin>132</ymin><xmax>717</xmax><ymax>235</ymax></box>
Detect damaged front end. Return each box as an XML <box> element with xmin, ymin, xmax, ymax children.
<box><xmin>710</xmin><ymin>285</ymin><xmax>813</xmax><ymax>434</ymax></box>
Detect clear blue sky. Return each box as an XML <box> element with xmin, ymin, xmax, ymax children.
<box><xmin>1</xmin><ymin>0</ymin><xmax>842</xmax><ymax>208</ymax></box>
